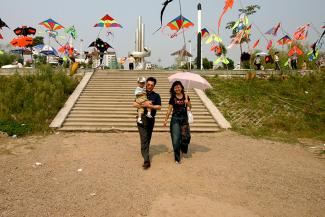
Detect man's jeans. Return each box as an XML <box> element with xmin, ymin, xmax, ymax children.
<box><xmin>137</xmin><ymin>116</ymin><xmax>155</xmax><ymax>162</ymax></box>
<box><xmin>170</xmin><ymin>116</ymin><xmax>191</xmax><ymax>162</ymax></box>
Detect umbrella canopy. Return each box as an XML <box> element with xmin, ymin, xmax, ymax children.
<box><xmin>168</xmin><ymin>72</ymin><xmax>212</xmax><ymax>91</ymax></box>
<box><xmin>33</xmin><ymin>44</ymin><xmax>58</xmax><ymax>56</ymax></box>
<box><xmin>10</xmin><ymin>48</ymin><xmax>32</xmax><ymax>55</ymax></box>
<box><xmin>255</xmin><ymin>52</ymin><xmax>269</xmax><ymax>56</ymax></box>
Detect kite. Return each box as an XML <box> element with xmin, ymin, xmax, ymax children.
<box><xmin>0</xmin><ymin>18</ymin><xmax>9</xmax><ymax>29</ymax></box>
<box><xmin>58</xmin><ymin>43</ymin><xmax>75</xmax><ymax>56</ymax></box>
<box><xmin>94</xmin><ymin>14</ymin><xmax>122</xmax><ymax>28</ymax></box>
<box><xmin>39</xmin><ymin>18</ymin><xmax>64</xmax><ymax>31</ymax></box>
<box><xmin>232</xmin><ymin>13</ymin><xmax>248</xmax><ymax>31</ymax></box>
<box><xmin>154</xmin><ymin>0</ymin><xmax>174</xmax><ymax>33</ymax></box>
<box><xmin>252</xmin><ymin>39</ymin><xmax>260</xmax><ymax>49</ymax></box>
<box><xmin>14</xmin><ymin>26</ymin><xmax>36</xmax><ymax>36</ymax></box>
<box><xmin>265</xmin><ymin>23</ymin><xmax>281</xmax><ymax>36</ymax></box>
<box><xmin>218</xmin><ymin>0</ymin><xmax>235</xmax><ymax>34</ymax></box>
<box><xmin>211</xmin><ymin>45</ymin><xmax>222</xmax><ymax>56</ymax></box>
<box><xmin>288</xmin><ymin>45</ymin><xmax>303</xmax><ymax>56</ymax></box>
<box><xmin>163</xmin><ymin>15</ymin><xmax>194</xmax><ymax>38</ymax></box>
<box><xmin>266</xmin><ymin>40</ymin><xmax>273</xmax><ymax>50</ymax></box>
<box><xmin>214</xmin><ymin>56</ymin><xmax>229</xmax><ymax>65</ymax></box>
<box><xmin>10</xmin><ymin>37</ymin><xmax>33</xmax><ymax>47</ymax></box>
<box><xmin>0</xmin><ymin>34</ymin><xmax>2</xmax><ymax>39</ymax></box>
<box><xmin>201</xmin><ymin>28</ymin><xmax>210</xmax><ymax>38</ymax></box>
<box><xmin>65</xmin><ymin>26</ymin><xmax>77</xmax><ymax>40</ymax></box>
<box><xmin>294</xmin><ymin>24</ymin><xmax>310</xmax><ymax>40</ymax></box>
<box><xmin>88</xmin><ymin>38</ymin><xmax>113</xmax><ymax>64</ymax></box>
<box><xmin>277</xmin><ymin>35</ymin><xmax>292</xmax><ymax>45</ymax></box>
<box><xmin>205</xmin><ymin>34</ymin><xmax>222</xmax><ymax>44</ymax></box>
<box><xmin>227</xmin><ymin>30</ymin><xmax>244</xmax><ymax>49</ymax></box>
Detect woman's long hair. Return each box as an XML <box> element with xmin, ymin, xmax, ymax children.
<box><xmin>170</xmin><ymin>80</ymin><xmax>185</xmax><ymax>98</ymax></box>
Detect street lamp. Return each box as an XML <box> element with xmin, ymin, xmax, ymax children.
<box><xmin>188</xmin><ymin>40</ymin><xmax>192</xmax><ymax>70</ymax></box>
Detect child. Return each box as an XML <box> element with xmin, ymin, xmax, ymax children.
<box><xmin>134</xmin><ymin>77</ymin><xmax>152</xmax><ymax>124</ymax></box>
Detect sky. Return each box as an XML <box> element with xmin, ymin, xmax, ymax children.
<box><xmin>0</xmin><ymin>0</ymin><xmax>324</xmax><ymax>67</ymax></box>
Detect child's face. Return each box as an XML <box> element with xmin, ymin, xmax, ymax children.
<box><xmin>138</xmin><ymin>82</ymin><xmax>145</xmax><ymax>88</ymax></box>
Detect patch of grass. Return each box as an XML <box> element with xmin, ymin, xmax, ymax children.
<box><xmin>206</xmin><ymin>72</ymin><xmax>325</xmax><ymax>142</ymax></box>
<box><xmin>0</xmin><ymin>65</ymin><xmax>79</xmax><ymax>136</ymax></box>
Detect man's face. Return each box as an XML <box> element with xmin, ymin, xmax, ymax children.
<box><xmin>146</xmin><ymin>81</ymin><xmax>155</xmax><ymax>92</ymax></box>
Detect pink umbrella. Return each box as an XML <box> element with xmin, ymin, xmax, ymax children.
<box><xmin>168</xmin><ymin>72</ymin><xmax>212</xmax><ymax>92</ymax></box>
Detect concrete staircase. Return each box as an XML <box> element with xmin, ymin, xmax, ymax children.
<box><xmin>58</xmin><ymin>70</ymin><xmax>221</xmax><ymax>132</ymax></box>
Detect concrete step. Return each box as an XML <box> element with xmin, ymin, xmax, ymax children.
<box><xmin>69</xmin><ymin>110</ymin><xmax>211</xmax><ymax>115</ymax></box>
<box><xmin>59</xmin><ymin>126</ymin><xmax>220</xmax><ymax>132</ymax></box>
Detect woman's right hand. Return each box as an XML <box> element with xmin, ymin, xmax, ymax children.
<box><xmin>163</xmin><ymin>120</ymin><xmax>168</xmax><ymax>127</ymax></box>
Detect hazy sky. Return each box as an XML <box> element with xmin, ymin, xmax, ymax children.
<box><xmin>1</xmin><ymin>0</ymin><xmax>324</xmax><ymax>66</ymax></box>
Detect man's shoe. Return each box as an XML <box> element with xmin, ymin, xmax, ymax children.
<box><xmin>142</xmin><ymin>161</ymin><xmax>151</xmax><ymax>169</ymax></box>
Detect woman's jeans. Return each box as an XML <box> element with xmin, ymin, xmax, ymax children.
<box><xmin>170</xmin><ymin>116</ymin><xmax>191</xmax><ymax>162</ymax></box>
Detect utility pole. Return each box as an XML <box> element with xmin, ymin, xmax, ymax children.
<box><xmin>189</xmin><ymin>40</ymin><xmax>192</xmax><ymax>70</ymax></box>
<box><xmin>197</xmin><ymin>3</ymin><xmax>202</xmax><ymax>70</ymax></box>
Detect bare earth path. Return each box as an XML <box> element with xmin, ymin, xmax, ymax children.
<box><xmin>0</xmin><ymin>131</ymin><xmax>324</xmax><ymax>217</ymax></box>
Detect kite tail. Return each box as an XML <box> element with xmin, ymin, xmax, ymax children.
<box><xmin>152</xmin><ymin>26</ymin><xmax>162</xmax><ymax>35</ymax></box>
<box><xmin>218</xmin><ymin>10</ymin><xmax>227</xmax><ymax>34</ymax></box>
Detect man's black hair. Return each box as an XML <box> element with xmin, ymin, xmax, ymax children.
<box><xmin>146</xmin><ymin>77</ymin><xmax>157</xmax><ymax>86</ymax></box>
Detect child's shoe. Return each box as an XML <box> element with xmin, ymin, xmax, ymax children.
<box><xmin>146</xmin><ymin>113</ymin><xmax>153</xmax><ymax>118</ymax></box>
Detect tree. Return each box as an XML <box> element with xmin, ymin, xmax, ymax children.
<box><xmin>32</xmin><ymin>36</ymin><xmax>44</xmax><ymax>47</ymax></box>
<box><xmin>202</xmin><ymin>58</ymin><xmax>213</xmax><ymax>69</ymax></box>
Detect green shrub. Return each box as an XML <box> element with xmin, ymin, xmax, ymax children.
<box><xmin>206</xmin><ymin>72</ymin><xmax>325</xmax><ymax>141</ymax></box>
<box><xmin>0</xmin><ymin>66</ymin><xmax>79</xmax><ymax>135</ymax></box>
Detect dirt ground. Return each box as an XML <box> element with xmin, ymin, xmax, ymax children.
<box><xmin>0</xmin><ymin>131</ymin><xmax>324</xmax><ymax>217</ymax></box>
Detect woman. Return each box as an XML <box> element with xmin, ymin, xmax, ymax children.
<box><xmin>163</xmin><ymin>81</ymin><xmax>191</xmax><ymax>164</ymax></box>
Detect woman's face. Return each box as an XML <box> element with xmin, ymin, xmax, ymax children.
<box><xmin>174</xmin><ymin>84</ymin><xmax>182</xmax><ymax>94</ymax></box>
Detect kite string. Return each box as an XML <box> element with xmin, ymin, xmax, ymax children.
<box><xmin>178</xmin><ymin>0</ymin><xmax>186</xmax><ymax>48</ymax></box>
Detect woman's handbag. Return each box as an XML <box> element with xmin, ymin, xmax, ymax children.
<box><xmin>187</xmin><ymin>110</ymin><xmax>194</xmax><ymax>124</ymax></box>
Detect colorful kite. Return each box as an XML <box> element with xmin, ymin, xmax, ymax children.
<box><xmin>65</xmin><ymin>26</ymin><xmax>77</xmax><ymax>40</ymax></box>
<box><xmin>88</xmin><ymin>38</ymin><xmax>113</xmax><ymax>64</ymax></box>
<box><xmin>266</xmin><ymin>40</ymin><xmax>273</xmax><ymax>50</ymax></box>
<box><xmin>10</xmin><ymin>37</ymin><xmax>33</xmax><ymax>47</ymax></box>
<box><xmin>94</xmin><ymin>14</ymin><xmax>122</xmax><ymax>28</ymax></box>
<box><xmin>252</xmin><ymin>39</ymin><xmax>260</xmax><ymax>49</ymax></box>
<box><xmin>214</xmin><ymin>56</ymin><xmax>229</xmax><ymax>65</ymax></box>
<box><xmin>288</xmin><ymin>45</ymin><xmax>303</xmax><ymax>56</ymax></box>
<box><xmin>201</xmin><ymin>28</ymin><xmax>210</xmax><ymax>38</ymax></box>
<box><xmin>39</xmin><ymin>18</ymin><xmax>64</xmax><ymax>31</ymax></box>
<box><xmin>218</xmin><ymin>0</ymin><xmax>235</xmax><ymax>34</ymax></box>
<box><xmin>294</xmin><ymin>24</ymin><xmax>310</xmax><ymax>40</ymax></box>
<box><xmin>205</xmin><ymin>34</ymin><xmax>222</xmax><ymax>44</ymax></box>
<box><xmin>58</xmin><ymin>43</ymin><xmax>75</xmax><ymax>56</ymax></box>
<box><xmin>211</xmin><ymin>45</ymin><xmax>222</xmax><ymax>56</ymax></box>
<box><xmin>277</xmin><ymin>35</ymin><xmax>292</xmax><ymax>45</ymax></box>
<box><xmin>227</xmin><ymin>30</ymin><xmax>244</xmax><ymax>49</ymax></box>
<box><xmin>265</xmin><ymin>23</ymin><xmax>281</xmax><ymax>36</ymax></box>
<box><xmin>163</xmin><ymin>15</ymin><xmax>194</xmax><ymax>38</ymax></box>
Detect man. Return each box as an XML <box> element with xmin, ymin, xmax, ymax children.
<box><xmin>133</xmin><ymin>77</ymin><xmax>161</xmax><ymax>169</ymax></box>
<box><xmin>274</xmin><ymin>52</ymin><xmax>281</xmax><ymax>71</ymax></box>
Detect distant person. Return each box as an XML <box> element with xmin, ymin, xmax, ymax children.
<box><xmin>300</xmin><ymin>60</ymin><xmax>307</xmax><ymax>76</ymax></box>
<box><xmin>128</xmin><ymin>55</ymin><xmax>135</xmax><ymax>70</ymax></box>
<box><xmin>133</xmin><ymin>77</ymin><xmax>161</xmax><ymax>170</ymax></box>
<box><xmin>291</xmin><ymin>54</ymin><xmax>298</xmax><ymax>70</ymax></box>
<box><xmin>134</xmin><ymin>76</ymin><xmax>152</xmax><ymax>124</ymax></box>
<box><xmin>254</xmin><ymin>55</ymin><xmax>262</xmax><ymax>70</ymax></box>
<box><xmin>163</xmin><ymin>81</ymin><xmax>191</xmax><ymax>164</ymax></box>
<box><xmin>274</xmin><ymin>52</ymin><xmax>281</xmax><ymax>71</ymax></box>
